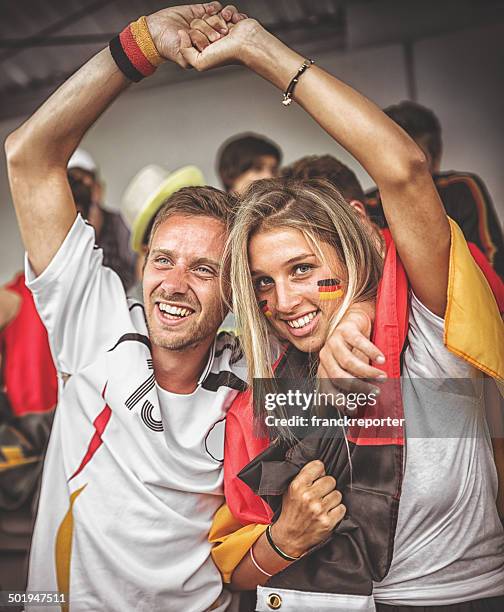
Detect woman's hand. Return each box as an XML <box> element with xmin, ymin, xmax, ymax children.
<box><xmin>179</xmin><ymin>13</ymin><xmax>274</xmax><ymax>71</ymax></box>
<box><xmin>271</xmin><ymin>460</ymin><xmax>346</xmax><ymax>558</ymax></box>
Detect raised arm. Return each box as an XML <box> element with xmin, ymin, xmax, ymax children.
<box><xmin>4</xmin><ymin>2</ymin><xmax>230</xmax><ymax>277</ymax></box>
<box><xmin>181</xmin><ymin>19</ymin><xmax>451</xmax><ymax>316</ymax></box>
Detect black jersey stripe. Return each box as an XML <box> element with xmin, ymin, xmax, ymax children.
<box><xmin>125</xmin><ymin>373</ymin><xmax>156</xmax><ymax>410</ymax></box>
<box><xmin>141</xmin><ymin>400</ymin><xmax>164</xmax><ymax>432</ymax></box>
<box><xmin>202</xmin><ymin>371</ymin><xmax>247</xmax><ymax>393</ymax></box>
<box><xmin>108</xmin><ymin>333</ymin><xmax>151</xmax><ymax>353</ymax></box>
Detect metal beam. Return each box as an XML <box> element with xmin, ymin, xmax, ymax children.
<box><xmin>0</xmin><ymin>12</ymin><xmax>343</xmax><ymax>49</ymax></box>
<box><xmin>0</xmin><ymin>0</ymin><xmax>111</xmax><ymax>63</ymax></box>
<box><xmin>0</xmin><ymin>34</ymin><xmax>116</xmax><ymax>48</ymax></box>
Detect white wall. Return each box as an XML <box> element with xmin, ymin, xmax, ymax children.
<box><xmin>0</xmin><ymin>117</ymin><xmax>25</xmax><ymax>285</ymax></box>
<box><xmin>415</xmin><ymin>22</ymin><xmax>504</xmax><ymax>220</ymax></box>
<box><xmin>1</xmin><ymin>21</ymin><xmax>502</xmax><ymax>285</ymax></box>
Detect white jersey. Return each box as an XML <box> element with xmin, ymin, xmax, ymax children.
<box><xmin>26</xmin><ymin>216</ymin><xmax>247</xmax><ymax>612</ymax></box>
<box><xmin>373</xmin><ymin>293</ymin><xmax>504</xmax><ymax>605</ymax></box>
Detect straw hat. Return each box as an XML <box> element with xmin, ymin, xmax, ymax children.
<box><xmin>121</xmin><ymin>164</ymin><xmax>205</xmax><ymax>252</ymax></box>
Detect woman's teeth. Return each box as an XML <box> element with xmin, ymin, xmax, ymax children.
<box><xmin>158</xmin><ymin>303</ymin><xmax>192</xmax><ymax>318</ymax></box>
<box><xmin>286</xmin><ymin>311</ymin><xmax>318</xmax><ymax>328</ymax></box>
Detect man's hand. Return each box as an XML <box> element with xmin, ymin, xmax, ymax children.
<box><xmin>179</xmin><ymin>15</ymin><xmax>269</xmax><ymax>71</ymax></box>
<box><xmin>318</xmin><ymin>304</ymin><xmax>386</xmax><ymax>381</ymax></box>
<box><xmin>270</xmin><ymin>460</ymin><xmax>345</xmax><ymax>558</ymax></box>
<box><xmin>146</xmin><ymin>2</ymin><xmax>242</xmax><ymax>67</ymax></box>
<box><xmin>317</xmin><ymin>303</ymin><xmax>386</xmax><ymax>399</ymax></box>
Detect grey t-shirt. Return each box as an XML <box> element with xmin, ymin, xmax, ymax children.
<box><xmin>373</xmin><ymin>293</ymin><xmax>504</xmax><ymax>605</ymax></box>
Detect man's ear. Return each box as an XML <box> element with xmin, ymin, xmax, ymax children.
<box><xmin>349</xmin><ymin>199</ymin><xmax>368</xmax><ymax>219</ymax></box>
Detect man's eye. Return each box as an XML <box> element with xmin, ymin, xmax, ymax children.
<box><xmin>293</xmin><ymin>264</ymin><xmax>313</xmax><ymax>275</ymax></box>
<box><xmin>155</xmin><ymin>257</ymin><xmax>170</xmax><ymax>265</ymax></box>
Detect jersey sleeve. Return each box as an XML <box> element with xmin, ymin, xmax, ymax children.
<box><xmin>25</xmin><ymin>215</ymin><xmax>132</xmax><ymax>375</ymax></box>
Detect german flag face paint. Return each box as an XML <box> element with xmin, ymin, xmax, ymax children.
<box><xmin>318</xmin><ymin>278</ymin><xmax>343</xmax><ymax>301</ymax></box>
<box><xmin>259</xmin><ymin>299</ymin><xmax>273</xmax><ymax>318</ymax></box>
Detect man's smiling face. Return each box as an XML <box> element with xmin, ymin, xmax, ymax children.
<box><xmin>143</xmin><ymin>214</ymin><xmax>227</xmax><ymax>351</ymax></box>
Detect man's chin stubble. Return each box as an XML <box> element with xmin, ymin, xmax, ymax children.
<box><xmin>147</xmin><ymin>321</ymin><xmax>211</xmax><ymax>352</ymax></box>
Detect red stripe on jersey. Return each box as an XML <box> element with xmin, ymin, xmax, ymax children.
<box><xmin>69</xmin><ymin>385</ymin><xmax>112</xmax><ymax>481</ymax></box>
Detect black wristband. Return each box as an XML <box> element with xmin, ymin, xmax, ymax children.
<box><xmin>266</xmin><ymin>524</ymin><xmax>302</xmax><ymax>562</ymax></box>
<box><xmin>109</xmin><ymin>35</ymin><xmax>143</xmax><ymax>83</ymax></box>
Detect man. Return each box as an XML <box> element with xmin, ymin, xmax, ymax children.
<box><xmin>68</xmin><ymin>148</ymin><xmax>137</xmax><ymax>289</ymax></box>
<box><xmin>5</xmin><ymin>4</ymin><xmax>353</xmax><ymax>609</ymax></box>
<box><xmin>4</xmin><ymin>5</ymin><xmax>255</xmax><ymax>611</ymax></box>
<box><xmin>366</xmin><ymin>101</ymin><xmax>504</xmax><ymax>277</ymax></box>
<box><xmin>217</xmin><ymin>133</ymin><xmax>281</xmax><ymax>194</ymax></box>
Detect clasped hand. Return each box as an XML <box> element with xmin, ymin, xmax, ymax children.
<box><xmin>145</xmin><ymin>3</ymin><xmax>252</xmax><ymax>69</ymax></box>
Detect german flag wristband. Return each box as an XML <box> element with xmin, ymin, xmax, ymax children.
<box><xmin>109</xmin><ymin>16</ymin><xmax>164</xmax><ymax>83</ymax></box>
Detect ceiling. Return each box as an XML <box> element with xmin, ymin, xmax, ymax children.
<box><xmin>0</xmin><ymin>0</ymin><xmax>503</xmax><ymax>121</ymax></box>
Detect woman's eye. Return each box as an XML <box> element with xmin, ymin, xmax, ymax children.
<box><xmin>293</xmin><ymin>263</ymin><xmax>313</xmax><ymax>275</ymax></box>
<box><xmin>256</xmin><ymin>277</ymin><xmax>273</xmax><ymax>290</ymax></box>
<box><xmin>195</xmin><ymin>266</ymin><xmax>215</xmax><ymax>276</ymax></box>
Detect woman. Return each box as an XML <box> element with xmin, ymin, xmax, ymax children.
<box><xmin>181</xmin><ymin>12</ymin><xmax>504</xmax><ymax>612</ymax></box>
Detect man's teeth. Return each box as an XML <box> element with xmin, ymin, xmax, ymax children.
<box><xmin>158</xmin><ymin>303</ymin><xmax>192</xmax><ymax>317</ymax></box>
<box><xmin>286</xmin><ymin>311</ymin><xmax>317</xmax><ymax>329</ymax></box>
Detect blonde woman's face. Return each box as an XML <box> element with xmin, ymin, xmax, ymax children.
<box><xmin>249</xmin><ymin>227</ymin><xmax>345</xmax><ymax>353</ymax></box>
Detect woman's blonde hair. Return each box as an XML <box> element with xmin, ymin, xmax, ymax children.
<box><xmin>223</xmin><ymin>178</ymin><xmax>383</xmax><ymax>388</ymax></box>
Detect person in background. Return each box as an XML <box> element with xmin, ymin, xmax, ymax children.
<box><xmin>120</xmin><ymin>164</ymin><xmax>205</xmax><ymax>303</ymax></box>
<box><xmin>67</xmin><ymin>148</ymin><xmax>137</xmax><ymax>289</ymax></box>
<box><xmin>366</xmin><ymin>101</ymin><xmax>504</xmax><ymax>277</ymax></box>
<box><xmin>217</xmin><ymin>133</ymin><xmax>281</xmax><ymax>194</ymax></box>
<box><xmin>0</xmin><ymin>273</ymin><xmax>57</xmax><ymax>418</ymax></box>
<box><xmin>0</xmin><ymin>273</ymin><xmax>56</xmax><ymax>533</ymax></box>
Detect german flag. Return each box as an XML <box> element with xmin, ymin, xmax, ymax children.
<box><xmin>318</xmin><ymin>278</ymin><xmax>343</xmax><ymax>300</ymax></box>
<box><xmin>258</xmin><ymin>300</ymin><xmax>273</xmax><ymax>318</ymax></box>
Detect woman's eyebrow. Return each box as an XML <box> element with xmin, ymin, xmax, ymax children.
<box><xmin>251</xmin><ymin>253</ymin><xmax>316</xmax><ymax>277</ymax></box>
<box><xmin>284</xmin><ymin>253</ymin><xmax>317</xmax><ymax>265</ymax></box>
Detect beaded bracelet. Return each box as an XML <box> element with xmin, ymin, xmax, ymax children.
<box><xmin>282</xmin><ymin>59</ymin><xmax>315</xmax><ymax>106</ymax></box>
<box><xmin>109</xmin><ymin>16</ymin><xmax>164</xmax><ymax>82</ymax></box>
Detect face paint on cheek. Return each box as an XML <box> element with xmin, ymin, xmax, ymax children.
<box><xmin>258</xmin><ymin>299</ymin><xmax>273</xmax><ymax>318</ymax></box>
<box><xmin>317</xmin><ymin>278</ymin><xmax>344</xmax><ymax>301</ymax></box>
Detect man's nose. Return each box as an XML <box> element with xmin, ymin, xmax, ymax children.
<box><xmin>275</xmin><ymin>281</ymin><xmax>302</xmax><ymax>314</ymax></box>
<box><xmin>160</xmin><ymin>265</ymin><xmax>189</xmax><ymax>295</ymax></box>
